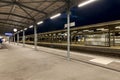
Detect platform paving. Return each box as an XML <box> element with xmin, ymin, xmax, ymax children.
<box><xmin>0</xmin><ymin>44</ymin><xmax>7</xmax><ymax>50</ymax></box>
<box><xmin>0</xmin><ymin>43</ymin><xmax>120</xmax><ymax>80</ymax></box>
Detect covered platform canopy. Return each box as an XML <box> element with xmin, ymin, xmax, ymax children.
<box><xmin>0</xmin><ymin>0</ymin><xmax>83</xmax><ymax>34</ymax></box>
<box><xmin>2</xmin><ymin>0</ymin><xmax>119</xmax><ymax>60</ymax></box>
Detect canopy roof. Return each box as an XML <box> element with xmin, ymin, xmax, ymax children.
<box><xmin>0</xmin><ymin>0</ymin><xmax>83</xmax><ymax>34</ymax></box>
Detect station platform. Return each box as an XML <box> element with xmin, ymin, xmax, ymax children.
<box><xmin>0</xmin><ymin>44</ymin><xmax>7</xmax><ymax>49</ymax></box>
<box><xmin>0</xmin><ymin>42</ymin><xmax>120</xmax><ymax>80</ymax></box>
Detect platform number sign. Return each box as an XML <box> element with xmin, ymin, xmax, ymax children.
<box><xmin>64</xmin><ymin>22</ymin><xmax>75</xmax><ymax>28</ymax></box>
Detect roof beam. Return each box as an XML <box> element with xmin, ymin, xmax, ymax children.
<box><xmin>18</xmin><ymin>5</ymin><xmax>35</xmax><ymax>21</ymax></box>
<box><xmin>7</xmin><ymin>4</ymin><xmax>16</xmax><ymax>23</ymax></box>
<box><xmin>0</xmin><ymin>0</ymin><xmax>48</xmax><ymax>15</ymax></box>
<box><xmin>0</xmin><ymin>3</ymin><xmax>12</xmax><ymax>8</ymax></box>
<box><xmin>18</xmin><ymin>0</ymin><xmax>65</xmax><ymax>3</ymax></box>
<box><xmin>15</xmin><ymin>2</ymin><xmax>47</xmax><ymax>15</ymax></box>
<box><xmin>0</xmin><ymin>19</ymin><xmax>29</xmax><ymax>25</ymax></box>
<box><xmin>0</xmin><ymin>29</ymin><xmax>12</xmax><ymax>33</ymax></box>
<box><xmin>0</xmin><ymin>26</ymin><xmax>14</xmax><ymax>30</ymax></box>
<box><xmin>0</xmin><ymin>21</ymin><xmax>25</xmax><ymax>28</ymax></box>
<box><xmin>0</xmin><ymin>0</ymin><xmax>11</xmax><ymax>4</ymax></box>
<box><xmin>0</xmin><ymin>12</ymin><xmax>33</xmax><ymax>20</ymax></box>
<box><xmin>33</xmin><ymin>1</ymin><xmax>57</xmax><ymax>18</ymax></box>
<box><xmin>0</xmin><ymin>25</ymin><xmax>16</xmax><ymax>33</ymax></box>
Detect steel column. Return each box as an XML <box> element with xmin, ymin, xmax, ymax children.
<box><xmin>84</xmin><ymin>35</ymin><xmax>86</xmax><ymax>45</ymax></box>
<box><xmin>23</xmin><ymin>30</ymin><xmax>25</xmax><ymax>47</ymax></box>
<box><xmin>34</xmin><ymin>25</ymin><xmax>37</xmax><ymax>50</ymax></box>
<box><xmin>108</xmin><ymin>27</ymin><xmax>111</xmax><ymax>47</ymax></box>
<box><xmin>67</xmin><ymin>1</ymin><xmax>71</xmax><ymax>61</ymax></box>
<box><xmin>14</xmin><ymin>34</ymin><xmax>15</xmax><ymax>45</ymax></box>
<box><xmin>113</xmin><ymin>28</ymin><xmax>115</xmax><ymax>46</ymax></box>
<box><xmin>8</xmin><ymin>36</ymin><xmax>10</xmax><ymax>44</ymax></box>
<box><xmin>17</xmin><ymin>32</ymin><xmax>19</xmax><ymax>45</ymax></box>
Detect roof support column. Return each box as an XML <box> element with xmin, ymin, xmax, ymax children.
<box><xmin>34</xmin><ymin>24</ymin><xmax>37</xmax><ymax>50</ymax></box>
<box><xmin>23</xmin><ymin>30</ymin><xmax>25</xmax><ymax>47</ymax></box>
<box><xmin>108</xmin><ymin>27</ymin><xmax>111</xmax><ymax>47</ymax></box>
<box><xmin>8</xmin><ymin>36</ymin><xmax>10</xmax><ymax>44</ymax></box>
<box><xmin>113</xmin><ymin>27</ymin><xmax>115</xmax><ymax>46</ymax></box>
<box><xmin>17</xmin><ymin>32</ymin><xmax>19</xmax><ymax>45</ymax></box>
<box><xmin>14</xmin><ymin>34</ymin><xmax>15</xmax><ymax>45</ymax></box>
<box><xmin>66</xmin><ymin>0</ymin><xmax>71</xmax><ymax>61</ymax></box>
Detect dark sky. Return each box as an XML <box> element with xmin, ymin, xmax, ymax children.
<box><xmin>25</xmin><ymin>0</ymin><xmax>120</xmax><ymax>35</ymax></box>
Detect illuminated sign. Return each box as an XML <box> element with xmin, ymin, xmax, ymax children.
<box><xmin>5</xmin><ymin>33</ymin><xmax>13</xmax><ymax>36</ymax></box>
<box><xmin>64</xmin><ymin>22</ymin><xmax>75</xmax><ymax>28</ymax></box>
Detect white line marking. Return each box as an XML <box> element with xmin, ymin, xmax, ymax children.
<box><xmin>90</xmin><ymin>58</ymin><xmax>114</xmax><ymax>65</ymax></box>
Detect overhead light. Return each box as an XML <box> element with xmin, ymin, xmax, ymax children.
<box><xmin>64</xmin><ymin>33</ymin><xmax>67</xmax><ymax>36</ymax></box>
<box><xmin>116</xmin><ymin>26</ymin><xmax>120</xmax><ymax>29</ymax></box>
<box><xmin>13</xmin><ymin>28</ymin><xmax>17</xmax><ymax>32</ymax></box>
<box><xmin>83</xmin><ymin>30</ymin><xmax>89</xmax><ymax>32</ymax></box>
<box><xmin>24</xmin><ymin>28</ymin><xmax>27</xmax><ymax>30</ymax></box>
<box><xmin>78</xmin><ymin>0</ymin><xmax>97</xmax><ymax>7</ymax></box>
<box><xmin>29</xmin><ymin>25</ymin><xmax>33</xmax><ymax>28</ymax></box>
<box><xmin>37</xmin><ymin>21</ymin><xmax>43</xmax><ymax>25</ymax></box>
<box><xmin>97</xmin><ymin>28</ymin><xmax>108</xmax><ymax>31</ymax></box>
<box><xmin>50</xmin><ymin>13</ymin><xmax>61</xmax><ymax>19</ymax></box>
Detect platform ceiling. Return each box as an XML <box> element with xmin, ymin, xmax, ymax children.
<box><xmin>0</xmin><ymin>0</ymin><xmax>84</xmax><ymax>34</ymax></box>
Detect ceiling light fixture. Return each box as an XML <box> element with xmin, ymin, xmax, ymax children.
<box><xmin>78</xmin><ymin>0</ymin><xmax>97</xmax><ymax>7</ymax></box>
<box><xmin>24</xmin><ymin>28</ymin><xmax>27</xmax><ymax>30</ymax></box>
<box><xmin>13</xmin><ymin>28</ymin><xmax>17</xmax><ymax>32</ymax></box>
<box><xmin>29</xmin><ymin>25</ymin><xmax>33</xmax><ymax>28</ymax></box>
<box><xmin>37</xmin><ymin>21</ymin><xmax>43</xmax><ymax>25</ymax></box>
<box><xmin>50</xmin><ymin>13</ymin><xmax>61</xmax><ymax>19</ymax></box>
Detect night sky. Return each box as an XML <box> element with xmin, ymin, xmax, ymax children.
<box><xmin>25</xmin><ymin>0</ymin><xmax>120</xmax><ymax>35</ymax></box>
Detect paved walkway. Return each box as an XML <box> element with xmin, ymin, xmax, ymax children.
<box><xmin>0</xmin><ymin>43</ymin><xmax>120</xmax><ymax>80</ymax></box>
<box><xmin>0</xmin><ymin>44</ymin><xmax>7</xmax><ymax>49</ymax></box>
<box><xmin>19</xmin><ymin>42</ymin><xmax>120</xmax><ymax>65</ymax></box>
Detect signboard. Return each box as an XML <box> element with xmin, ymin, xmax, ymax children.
<box><xmin>5</xmin><ymin>33</ymin><xmax>13</xmax><ymax>36</ymax></box>
<box><xmin>64</xmin><ymin>22</ymin><xmax>75</xmax><ymax>28</ymax></box>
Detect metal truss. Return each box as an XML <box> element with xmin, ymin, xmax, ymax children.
<box><xmin>0</xmin><ymin>0</ymin><xmax>81</xmax><ymax>34</ymax></box>
<box><xmin>0</xmin><ymin>22</ymin><xmax>24</xmax><ymax>28</ymax></box>
<box><xmin>0</xmin><ymin>19</ymin><xmax>29</xmax><ymax>25</ymax></box>
<box><xmin>0</xmin><ymin>12</ymin><xmax>32</xmax><ymax>20</ymax></box>
<box><xmin>0</xmin><ymin>0</ymin><xmax>47</xmax><ymax>15</ymax></box>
